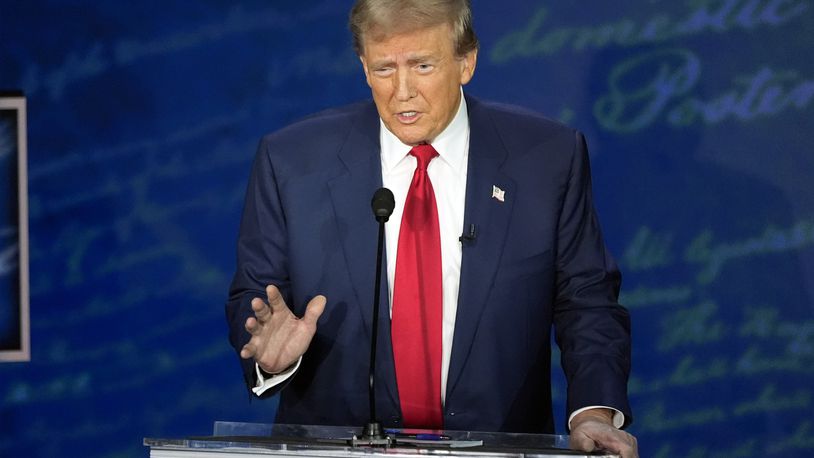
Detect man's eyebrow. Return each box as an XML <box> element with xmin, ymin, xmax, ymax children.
<box><xmin>368</xmin><ymin>54</ymin><xmax>440</xmax><ymax>68</ymax></box>
<box><xmin>407</xmin><ymin>54</ymin><xmax>441</xmax><ymax>65</ymax></box>
<box><xmin>368</xmin><ymin>55</ymin><xmax>397</xmax><ymax>66</ymax></box>
<box><xmin>408</xmin><ymin>53</ymin><xmax>437</xmax><ymax>62</ymax></box>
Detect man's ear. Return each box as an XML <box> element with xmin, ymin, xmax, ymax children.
<box><xmin>360</xmin><ymin>56</ymin><xmax>372</xmax><ymax>88</ymax></box>
<box><xmin>459</xmin><ymin>49</ymin><xmax>478</xmax><ymax>86</ymax></box>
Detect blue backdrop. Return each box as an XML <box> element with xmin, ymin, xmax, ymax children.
<box><xmin>1</xmin><ymin>1</ymin><xmax>813</xmax><ymax>456</ymax></box>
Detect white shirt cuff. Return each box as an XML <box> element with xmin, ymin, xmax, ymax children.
<box><xmin>251</xmin><ymin>357</ymin><xmax>302</xmax><ymax>396</ymax></box>
<box><xmin>568</xmin><ymin>406</ymin><xmax>625</xmax><ymax>431</ymax></box>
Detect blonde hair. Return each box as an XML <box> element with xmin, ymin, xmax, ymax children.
<box><xmin>349</xmin><ymin>0</ymin><xmax>479</xmax><ymax>57</ymax></box>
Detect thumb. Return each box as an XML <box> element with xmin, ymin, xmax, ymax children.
<box><xmin>302</xmin><ymin>295</ymin><xmax>326</xmax><ymax>325</ymax></box>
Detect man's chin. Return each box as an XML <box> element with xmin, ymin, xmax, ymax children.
<box><xmin>390</xmin><ymin>128</ymin><xmax>431</xmax><ymax>146</ymax></box>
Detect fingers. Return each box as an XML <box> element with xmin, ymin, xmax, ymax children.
<box><xmin>251</xmin><ymin>297</ymin><xmax>272</xmax><ymax>323</ymax></box>
<box><xmin>240</xmin><ymin>343</ymin><xmax>257</xmax><ymax>359</ymax></box>
<box><xmin>570</xmin><ymin>421</ymin><xmax>638</xmax><ymax>458</ymax></box>
<box><xmin>250</xmin><ymin>285</ymin><xmax>324</xmax><ymax>330</ymax></box>
<box><xmin>266</xmin><ymin>285</ymin><xmax>287</xmax><ymax>313</ymax></box>
<box><xmin>251</xmin><ymin>285</ymin><xmax>287</xmax><ymax>323</ymax></box>
<box><xmin>622</xmin><ymin>433</ymin><xmax>638</xmax><ymax>458</ymax></box>
<box><xmin>244</xmin><ymin>316</ymin><xmax>262</xmax><ymax>336</ymax></box>
<box><xmin>608</xmin><ymin>430</ymin><xmax>637</xmax><ymax>458</ymax></box>
<box><xmin>302</xmin><ymin>295</ymin><xmax>327</xmax><ymax>326</ymax></box>
<box><xmin>569</xmin><ymin>432</ymin><xmax>596</xmax><ymax>453</ymax></box>
<box><xmin>596</xmin><ymin>430</ymin><xmax>636</xmax><ymax>457</ymax></box>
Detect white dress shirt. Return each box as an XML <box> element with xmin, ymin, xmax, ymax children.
<box><xmin>380</xmin><ymin>93</ymin><xmax>469</xmax><ymax>405</ymax></box>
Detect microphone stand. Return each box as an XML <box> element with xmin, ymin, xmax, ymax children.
<box><xmin>351</xmin><ymin>188</ymin><xmax>394</xmax><ymax>447</ymax></box>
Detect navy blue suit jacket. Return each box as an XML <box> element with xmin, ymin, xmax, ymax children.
<box><xmin>227</xmin><ymin>95</ymin><xmax>632</xmax><ymax>434</ymax></box>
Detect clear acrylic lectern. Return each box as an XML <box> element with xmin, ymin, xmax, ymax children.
<box><xmin>144</xmin><ymin>421</ymin><xmax>620</xmax><ymax>457</ymax></box>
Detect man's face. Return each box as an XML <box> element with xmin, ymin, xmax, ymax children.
<box><xmin>360</xmin><ymin>23</ymin><xmax>477</xmax><ymax>146</ymax></box>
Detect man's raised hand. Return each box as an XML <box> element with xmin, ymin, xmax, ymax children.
<box><xmin>240</xmin><ymin>285</ymin><xmax>326</xmax><ymax>374</ymax></box>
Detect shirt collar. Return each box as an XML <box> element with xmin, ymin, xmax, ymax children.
<box><xmin>380</xmin><ymin>90</ymin><xmax>469</xmax><ymax>173</ymax></box>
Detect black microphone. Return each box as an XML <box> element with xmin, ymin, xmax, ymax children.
<box><xmin>371</xmin><ymin>188</ymin><xmax>395</xmax><ymax>223</ymax></box>
<box><xmin>459</xmin><ymin>223</ymin><xmax>477</xmax><ymax>243</ymax></box>
<box><xmin>356</xmin><ymin>187</ymin><xmax>394</xmax><ymax>445</ymax></box>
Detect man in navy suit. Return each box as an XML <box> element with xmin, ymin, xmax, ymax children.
<box><xmin>227</xmin><ymin>0</ymin><xmax>636</xmax><ymax>456</ymax></box>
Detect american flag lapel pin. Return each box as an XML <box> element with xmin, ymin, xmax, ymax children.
<box><xmin>491</xmin><ymin>185</ymin><xmax>505</xmax><ymax>202</ymax></box>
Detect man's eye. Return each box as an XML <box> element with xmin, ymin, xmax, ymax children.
<box><xmin>417</xmin><ymin>64</ymin><xmax>434</xmax><ymax>73</ymax></box>
<box><xmin>373</xmin><ymin>67</ymin><xmax>394</xmax><ymax>76</ymax></box>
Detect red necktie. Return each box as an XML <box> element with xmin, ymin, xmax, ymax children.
<box><xmin>391</xmin><ymin>144</ymin><xmax>443</xmax><ymax>429</ymax></box>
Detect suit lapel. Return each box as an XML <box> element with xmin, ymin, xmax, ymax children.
<box><xmin>326</xmin><ymin>103</ymin><xmax>400</xmax><ymax>412</ymax></box>
<box><xmin>446</xmin><ymin>96</ymin><xmax>516</xmax><ymax>400</ymax></box>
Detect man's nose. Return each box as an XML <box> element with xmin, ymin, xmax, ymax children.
<box><xmin>394</xmin><ymin>71</ymin><xmax>414</xmax><ymax>101</ymax></box>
